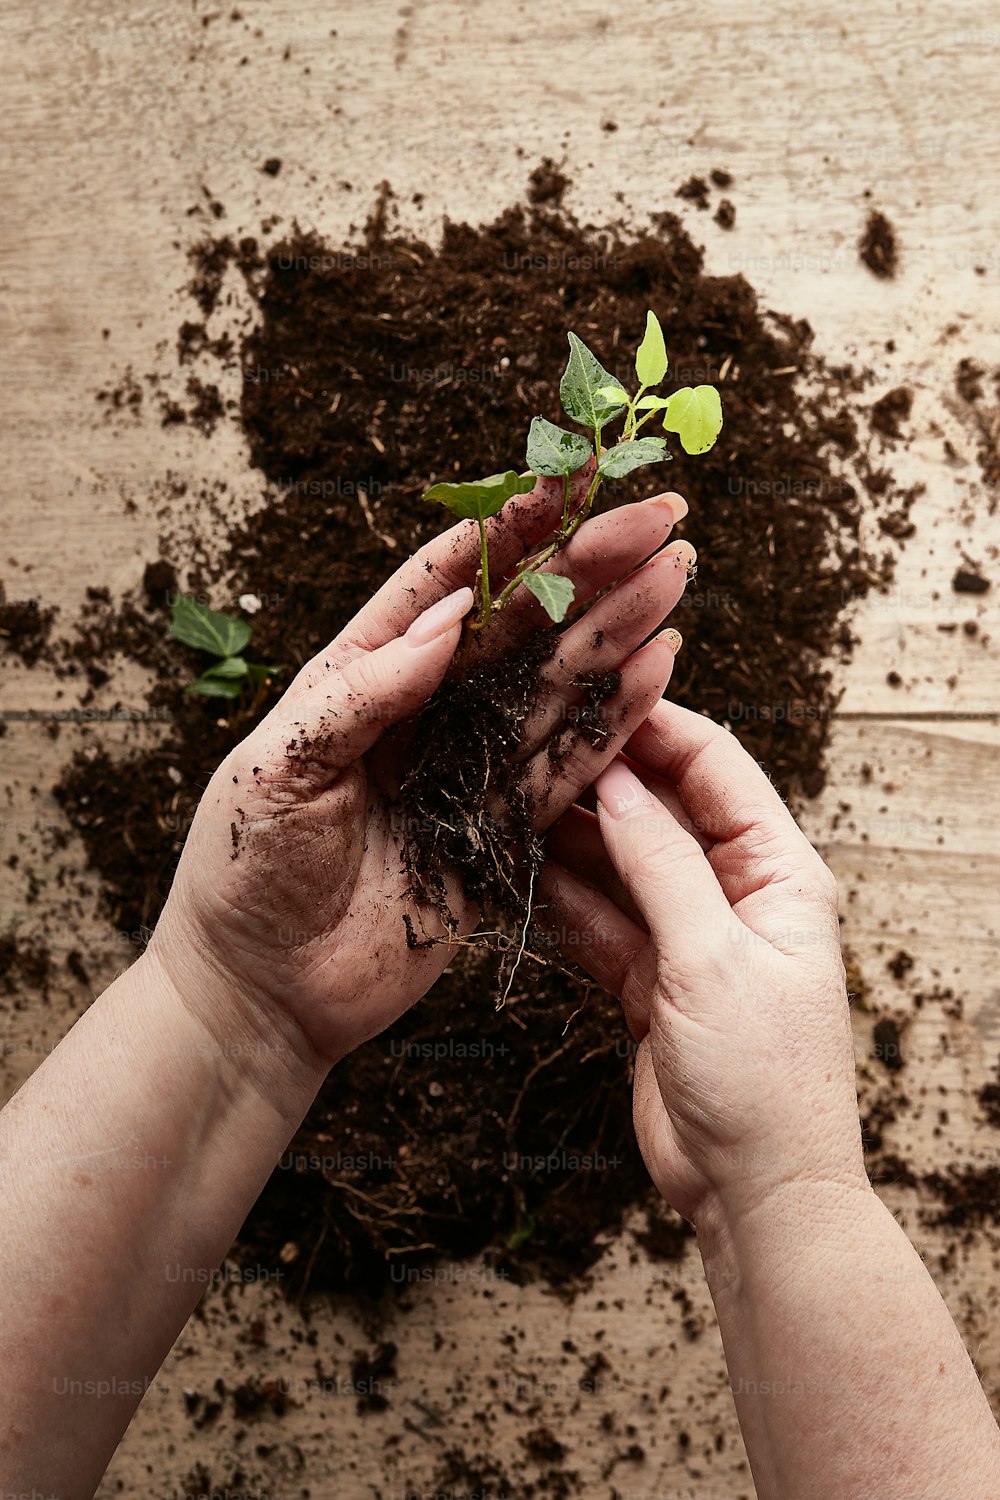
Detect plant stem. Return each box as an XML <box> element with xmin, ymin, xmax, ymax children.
<box><xmin>473</xmin><ymin>516</ymin><xmax>492</xmax><ymax>628</ymax></box>
<box><xmin>492</xmin><ymin>464</ymin><xmax>605</xmax><ymax>614</ymax></box>
<box><xmin>560</xmin><ymin>471</ymin><xmax>572</xmax><ymax>531</ymax></box>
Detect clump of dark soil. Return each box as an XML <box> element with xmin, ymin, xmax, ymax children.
<box><xmin>44</xmin><ymin>178</ymin><xmax>916</xmax><ymax>1294</ymax></box>
<box><xmin>527</xmin><ymin>158</ymin><xmax>569</xmax><ymax>207</ymax></box>
<box><xmin>676</xmin><ymin>175</ymin><xmax>710</xmax><ymax>210</ymax></box>
<box><xmin>953</xmin><ymin>565</ymin><xmax>990</xmax><ymax>595</ymax></box>
<box><xmin>0</xmin><ymin>932</ymin><xmax>52</xmax><ymax>995</ymax></box>
<box><xmin>872</xmin><ymin>1015</ymin><xmax>905</xmax><ymax>1072</ymax></box>
<box><xmin>870</xmin><ymin>386</ymin><xmax>912</xmax><ymax>440</ymax></box>
<box><xmin>398</xmin><ymin>632</ymin><xmax>553</xmax><ymax>944</ymax></box>
<box><xmin>859</xmin><ymin>208</ymin><xmax>898</xmax><ymax>279</ymax></box>
<box><xmin>0</xmin><ymin>597</ymin><xmax>58</xmax><ymax>667</ymax></box>
<box><xmin>714</xmin><ymin>199</ymin><xmax>736</xmax><ymax>230</ymax></box>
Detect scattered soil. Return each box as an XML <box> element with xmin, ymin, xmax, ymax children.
<box><xmin>22</xmin><ymin>175</ymin><xmax>919</xmax><ymax>1294</ymax></box>
<box><xmin>887</xmin><ymin>949</ymin><xmax>914</xmax><ymax>982</ymax></box>
<box><xmin>714</xmin><ymin>199</ymin><xmax>736</xmax><ymax>231</ymax></box>
<box><xmin>527</xmin><ymin>158</ymin><xmax>569</xmax><ymax>207</ymax></box>
<box><xmin>0</xmin><ymin>597</ymin><xmax>58</xmax><ymax>667</ymax></box>
<box><xmin>953</xmin><ymin>566</ymin><xmax>990</xmax><ymax>594</ymax></box>
<box><xmin>952</xmin><ymin>358</ymin><xmax>1000</xmax><ymax>492</ymax></box>
<box><xmin>676</xmin><ymin>176</ymin><xmax>710</xmax><ymax>210</ymax></box>
<box><xmin>870</xmin><ymin>386</ymin><xmax>912</xmax><ymax>441</ymax></box>
<box><xmin>872</xmin><ymin>1015</ymin><xmax>905</xmax><ymax>1072</ymax></box>
<box><xmin>859</xmin><ymin>208</ymin><xmax>898</xmax><ymax>279</ymax></box>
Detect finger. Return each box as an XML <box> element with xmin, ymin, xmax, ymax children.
<box><xmin>593</xmin><ymin>759</ymin><xmax>740</xmax><ymax>980</ymax></box>
<box><xmin>485</xmin><ymin>491</ymin><xmax>689</xmax><ymax>651</ymax></box>
<box><xmin>545</xmin><ymin>805</ymin><xmax>642</xmax><ymax>922</ymax></box>
<box><xmin>245</xmin><ymin>588</ymin><xmax>473</xmax><ymax>796</ymax></box>
<box><xmin>518</xmin><ymin>546</ymin><xmax>688</xmax><ymax>756</ymax></box>
<box><xmin>545</xmin><ymin>768</ymin><xmax>712</xmax><ymax>925</ymax></box>
<box><xmin>535</xmin><ymin>859</ymin><xmax>656</xmax><ymax>1039</ymax></box>
<box><xmin>336</xmin><ymin>463</ymin><xmax>596</xmax><ymax>654</ymax></box>
<box><xmin>625</xmin><ymin>702</ymin><xmax>840</xmax><ymax>945</ymax></box>
<box><xmin>523</xmin><ymin>634</ymin><xmax>678</xmax><ymax>829</ymax></box>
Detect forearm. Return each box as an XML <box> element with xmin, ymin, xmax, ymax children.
<box><xmin>0</xmin><ymin>944</ymin><xmax>328</xmax><ymax>1497</ymax></box>
<box><xmin>696</xmin><ymin>1177</ymin><xmax>1000</xmax><ymax>1500</ymax></box>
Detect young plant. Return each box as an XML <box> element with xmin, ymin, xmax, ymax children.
<box><xmin>422</xmin><ymin>310</ymin><xmax>723</xmax><ymax>636</ymax></box>
<box><xmin>169</xmin><ymin>596</ymin><xmax>282</xmax><ymax>709</ymax></box>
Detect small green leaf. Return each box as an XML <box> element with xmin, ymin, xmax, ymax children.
<box><xmin>634</xmin><ymin>394</ymin><xmax>671</xmax><ymax>411</ymax></box>
<box><xmin>598</xmin><ymin>437</ymin><xmax>669</xmax><ymax>479</ymax></box>
<box><xmin>170</xmin><ymin>597</ymin><xmax>252</xmax><ymax>658</ymax></box>
<box><xmin>187</xmin><ymin>673</ymin><xmax>244</xmax><ymax>699</ymax></box>
<box><xmin>522</xmin><ymin>571</ymin><xmax>576</xmax><ymax>623</ymax></box>
<box><xmin>525</xmin><ymin>416</ymin><xmax>593</xmax><ymax>478</ymax></box>
<box><xmin>560</xmin><ymin>332</ymin><xmax>628</xmax><ymax>429</ymax></box>
<box><xmin>635</xmin><ymin>310</ymin><xmax>668</xmax><ymax>387</ymax></box>
<box><xmin>423</xmin><ymin>470</ymin><xmax>536</xmax><ymax>522</ymax></box>
<box><xmin>662</xmin><ymin>386</ymin><xmax>724</xmax><ymax>455</ymax></box>
<box><xmin>201</xmin><ymin>655</ymin><xmax>249</xmax><ymax>680</ymax></box>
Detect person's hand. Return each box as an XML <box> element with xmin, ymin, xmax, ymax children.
<box><xmin>540</xmin><ymin>701</ymin><xmax>867</xmax><ymax>1229</ymax></box>
<box><xmin>148</xmin><ymin>464</ymin><xmax>694</xmax><ymax>1069</ymax></box>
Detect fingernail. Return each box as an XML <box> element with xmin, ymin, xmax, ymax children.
<box><xmin>643</xmin><ymin>490</ymin><xmax>689</xmax><ymax>523</ymax></box>
<box><xmin>665</xmin><ymin>539</ymin><xmax>697</xmax><ymax>572</ymax></box>
<box><xmin>405</xmin><ymin>587</ymin><xmax>474</xmax><ymax>646</ymax></box>
<box><xmin>655</xmin><ymin>627</ymin><xmax>683</xmax><ymax>654</ymax></box>
<box><xmin>595</xmin><ymin>760</ymin><xmax>655</xmax><ymax>821</ymax></box>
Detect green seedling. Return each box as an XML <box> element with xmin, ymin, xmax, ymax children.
<box><xmin>169</xmin><ymin>596</ymin><xmax>282</xmax><ymax>708</ymax></box>
<box><xmin>422</xmin><ymin>311</ymin><xmax>722</xmax><ymax>640</ymax></box>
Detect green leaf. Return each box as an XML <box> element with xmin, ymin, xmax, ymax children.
<box><xmin>662</xmin><ymin>385</ymin><xmax>724</xmax><ymax>455</ymax></box>
<box><xmin>635</xmin><ymin>310</ymin><xmax>668</xmax><ymax>387</ymax></box>
<box><xmin>560</xmin><ymin>333</ymin><xmax>628</xmax><ymax>429</ymax></box>
<box><xmin>187</xmin><ymin>672</ymin><xmax>244</xmax><ymax>699</ymax></box>
<box><xmin>423</xmin><ymin>470</ymin><xmax>536</xmax><ymax>522</ymax></box>
<box><xmin>201</xmin><ymin>655</ymin><xmax>249</xmax><ymax>680</ymax></box>
<box><xmin>597</xmin><ymin>437</ymin><xmax>669</xmax><ymax>479</ymax></box>
<box><xmin>170</xmin><ymin>597</ymin><xmax>252</xmax><ymax>658</ymax></box>
<box><xmin>525</xmin><ymin>416</ymin><xmax>593</xmax><ymax>477</ymax></box>
<box><xmin>634</xmin><ymin>394</ymin><xmax>671</xmax><ymax>411</ymax></box>
<box><xmin>522</xmin><ymin>571</ymin><xmax>576</xmax><ymax>623</ymax></box>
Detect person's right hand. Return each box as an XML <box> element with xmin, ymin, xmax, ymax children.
<box><xmin>540</xmin><ymin>701</ymin><xmax>867</xmax><ymax>1229</ymax></box>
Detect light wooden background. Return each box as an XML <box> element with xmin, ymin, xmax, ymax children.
<box><xmin>1</xmin><ymin>2</ymin><xmax>999</xmax><ymax>1497</ymax></box>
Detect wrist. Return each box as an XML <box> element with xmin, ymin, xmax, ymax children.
<box><xmin>694</xmin><ymin>1169</ymin><xmax>878</xmax><ymax>1303</ymax></box>
<box><xmin>140</xmin><ymin>919</ymin><xmax>331</xmax><ymax>1127</ymax></box>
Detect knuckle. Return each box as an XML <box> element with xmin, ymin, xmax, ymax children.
<box><xmin>815</xmin><ymin>862</ymin><xmax>839</xmax><ymax>910</ymax></box>
<box><xmin>342</xmin><ymin>650</ymin><xmax>391</xmax><ymax>714</ymax></box>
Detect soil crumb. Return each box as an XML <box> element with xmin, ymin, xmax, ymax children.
<box><xmin>859</xmin><ymin>208</ymin><xmax>898</xmax><ymax>279</ymax></box>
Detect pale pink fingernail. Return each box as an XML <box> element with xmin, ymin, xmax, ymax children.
<box><xmin>654</xmin><ymin>627</ymin><xmax>683</xmax><ymax>654</ymax></box>
<box><xmin>405</xmin><ymin>587</ymin><xmax>474</xmax><ymax>646</ymax></box>
<box><xmin>595</xmin><ymin>760</ymin><xmax>655</xmax><ymax>821</ymax></box>
<box><xmin>665</xmin><ymin>539</ymin><xmax>697</xmax><ymax>570</ymax></box>
<box><xmin>643</xmin><ymin>490</ymin><xmax>689</xmax><ymax>523</ymax></box>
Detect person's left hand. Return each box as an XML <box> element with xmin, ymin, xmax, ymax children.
<box><xmin>149</xmin><ymin>468</ymin><xmax>694</xmax><ymax>1068</ymax></box>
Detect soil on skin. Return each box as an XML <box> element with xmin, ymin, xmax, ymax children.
<box><xmin>35</xmin><ymin>177</ymin><xmax>920</xmax><ymax>1294</ymax></box>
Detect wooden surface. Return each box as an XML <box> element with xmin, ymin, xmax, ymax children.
<box><xmin>2</xmin><ymin>2</ymin><xmax>1000</xmax><ymax>1496</ymax></box>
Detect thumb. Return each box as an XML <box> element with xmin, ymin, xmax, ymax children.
<box><xmin>593</xmin><ymin>758</ymin><xmax>740</xmax><ymax>970</ymax></box>
<box><xmin>248</xmin><ymin>587</ymin><xmax>473</xmax><ymax>789</ymax></box>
